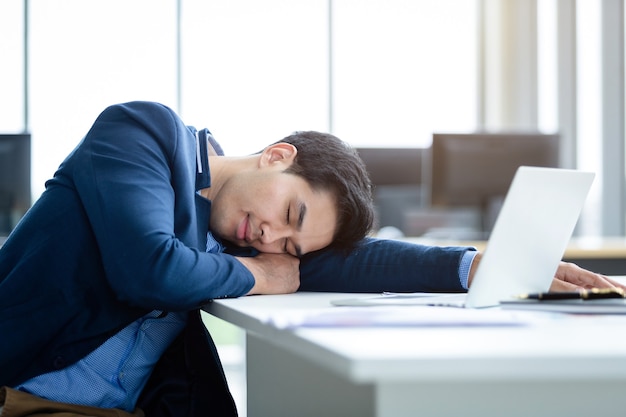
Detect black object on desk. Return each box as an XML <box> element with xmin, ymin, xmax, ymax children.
<box><xmin>518</xmin><ymin>287</ymin><xmax>625</xmax><ymax>301</ymax></box>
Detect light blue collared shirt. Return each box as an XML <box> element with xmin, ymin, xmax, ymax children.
<box><xmin>16</xmin><ymin>310</ymin><xmax>187</xmax><ymax>411</ymax></box>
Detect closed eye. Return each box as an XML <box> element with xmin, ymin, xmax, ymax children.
<box><xmin>284</xmin><ymin>206</ymin><xmax>290</xmax><ymax>253</ymax></box>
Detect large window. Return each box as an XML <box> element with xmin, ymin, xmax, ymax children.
<box><xmin>3</xmin><ymin>0</ymin><xmax>479</xmax><ymax>199</ymax></box>
<box><xmin>0</xmin><ymin>0</ymin><xmax>25</xmax><ymax>133</ymax></box>
<box><xmin>27</xmin><ymin>0</ymin><xmax>178</xmax><ymax>197</ymax></box>
<box><xmin>179</xmin><ymin>0</ymin><xmax>330</xmax><ymax>155</ymax></box>
<box><xmin>575</xmin><ymin>0</ymin><xmax>603</xmax><ymax>235</ymax></box>
<box><xmin>2</xmin><ymin>0</ymin><xmax>624</xmax><ymax>233</ymax></box>
<box><xmin>332</xmin><ymin>0</ymin><xmax>478</xmax><ymax>148</ymax></box>
<box><xmin>536</xmin><ymin>0</ymin><xmax>623</xmax><ymax>236</ymax></box>
<box><xmin>180</xmin><ymin>0</ymin><xmax>477</xmax><ymax>154</ymax></box>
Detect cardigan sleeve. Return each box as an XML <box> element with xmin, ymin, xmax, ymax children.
<box><xmin>299</xmin><ymin>237</ymin><xmax>474</xmax><ymax>293</ymax></box>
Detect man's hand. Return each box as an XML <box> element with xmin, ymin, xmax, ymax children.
<box><xmin>550</xmin><ymin>261</ymin><xmax>626</xmax><ymax>292</ymax></box>
<box><xmin>237</xmin><ymin>253</ymin><xmax>301</xmax><ymax>295</ymax></box>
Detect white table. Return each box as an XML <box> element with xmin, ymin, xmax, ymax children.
<box><xmin>204</xmin><ymin>292</ymin><xmax>626</xmax><ymax>417</ymax></box>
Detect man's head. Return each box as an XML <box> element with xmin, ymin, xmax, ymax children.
<box><xmin>274</xmin><ymin>131</ymin><xmax>375</xmax><ymax>252</ymax></box>
<box><xmin>207</xmin><ymin>131</ymin><xmax>374</xmax><ymax>256</ymax></box>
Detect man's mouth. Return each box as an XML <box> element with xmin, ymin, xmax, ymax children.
<box><xmin>237</xmin><ymin>215</ymin><xmax>249</xmax><ymax>242</ymax></box>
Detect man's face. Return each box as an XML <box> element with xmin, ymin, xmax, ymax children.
<box><xmin>209</xmin><ymin>147</ymin><xmax>338</xmax><ymax>257</ymax></box>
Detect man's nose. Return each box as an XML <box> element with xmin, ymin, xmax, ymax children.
<box><xmin>260</xmin><ymin>223</ymin><xmax>289</xmax><ymax>244</ymax></box>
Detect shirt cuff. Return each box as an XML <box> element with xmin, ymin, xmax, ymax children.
<box><xmin>458</xmin><ymin>250</ymin><xmax>478</xmax><ymax>290</ymax></box>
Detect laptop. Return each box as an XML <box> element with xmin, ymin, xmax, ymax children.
<box><xmin>332</xmin><ymin>166</ymin><xmax>595</xmax><ymax>309</ymax></box>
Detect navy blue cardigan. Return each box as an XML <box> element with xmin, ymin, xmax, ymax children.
<box><xmin>0</xmin><ymin>101</ymin><xmax>471</xmax><ymax>416</ymax></box>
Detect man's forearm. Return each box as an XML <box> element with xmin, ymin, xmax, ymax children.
<box><xmin>299</xmin><ymin>237</ymin><xmax>474</xmax><ymax>293</ymax></box>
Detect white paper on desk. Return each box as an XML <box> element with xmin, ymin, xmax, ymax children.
<box><xmin>264</xmin><ymin>306</ymin><xmax>526</xmax><ymax>329</ymax></box>
<box><xmin>330</xmin><ymin>292</ymin><xmax>466</xmax><ymax>307</ymax></box>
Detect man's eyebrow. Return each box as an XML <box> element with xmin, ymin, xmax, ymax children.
<box><xmin>294</xmin><ymin>201</ymin><xmax>306</xmax><ymax>258</ymax></box>
<box><xmin>297</xmin><ymin>201</ymin><xmax>306</xmax><ymax>231</ymax></box>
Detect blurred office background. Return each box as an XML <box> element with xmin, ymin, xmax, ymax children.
<box><xmin>1</xmin><ymin>1</ymin><xmax>625</xmax><ymax>413</ymax></box>
<box><xmin>1</xmin><ymin>0</ymin><xmax>625</xmax><ymax>239</ymax></box>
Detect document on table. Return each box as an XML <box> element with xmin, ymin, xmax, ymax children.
<box><xmin>330</xmin><ymin>292</ymin><xmax>466</xmax><ymax>307</ymax></box>
<box><xmin>262</xmin><ymin>305</ymin><xmax>527</xmax><ymax>329</ymax></box>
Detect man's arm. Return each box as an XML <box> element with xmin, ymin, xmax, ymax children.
<box><xmin>240</xmin><ymin>237</ymin><xmax>626</xmax><ymax>295</ymax></box>
<box><xmin>298</xmin><ymin>237</ymin><xmax>473</xmax><ymax>293</ymax></box>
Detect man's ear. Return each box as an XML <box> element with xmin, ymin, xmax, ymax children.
<box><xmin>260</xmin><ymin>143</ymin><xmax>298</xmax><ymax>168</ymax></box>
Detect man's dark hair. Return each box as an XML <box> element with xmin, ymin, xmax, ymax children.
<box><xmin>270</xmin><ymin>131</ymin><xmax>375</xmax><ymax>252</ymax></box>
